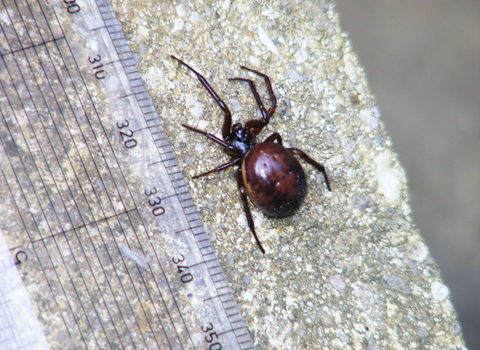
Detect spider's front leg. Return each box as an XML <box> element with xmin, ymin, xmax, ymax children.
<box><xmin>171</xmin><ymin>55</ymin><xmax>233</xmax><ymax>140</ymax></box>
<box><xmin>229</xmin><ymin>67</ymin><xmax>277</xmax><ymax>136</ymax></box>
<box><xmin>232</xmin><ymin>66</ymin><xmax>277</xmax><ymax>119</ymax></box>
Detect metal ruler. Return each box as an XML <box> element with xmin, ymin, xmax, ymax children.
<box><xmin>0</xmin><ymin>0</ymin><xmax>254</xmax><ymax>349</ymax></box>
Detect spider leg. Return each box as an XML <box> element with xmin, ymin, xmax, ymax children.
<box><xmin>239</xmin><ymin>66</ymin><xmax>277</xmax><ymax>118</ymax></box>
<box><xmin>229</xmin><ymin>66</ymin><xmax>277</xmax><ymax>135</ymax></box>
<box><xmin>243</xmin><ymin>120</ymin><xmax>265</xmax><ymax>136</ymax></box>
<box><xmin>264</xmin><ymin>132</ymin><xmax>283</xmax><ymax>144</ymax></box>
<box><xmin>192</xmin><ymin>158</ymin><xmax>242</xmax><ymax>179</ymax></box>
<box><xmin>229</xmin><ymin>77</ymin><xmax>269</xmax><ymax>126</ymax></box>
<box><xmin>287</xmin><ymin>148</ymin><xmax>332</xmax><ymax>191</ymax></box>
<box><xmin>237</xmin><ymin>168</ymin><xmax>266</xmax><ymax>254</ymax></box>
<box><xmin>182</xmin><ymin>124</ymin><xmax>240</xmax><ymax>154</ymax></box>
<box><xmin>171</xmin><ymin>55</ymin><xmax>232</xmax><ymax>140</ymax></box>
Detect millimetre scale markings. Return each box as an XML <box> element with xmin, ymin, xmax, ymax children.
<box><xmin>0</xmin><ymin>0</ymin><xmax>254</xmax><ymax>349</ymax></box>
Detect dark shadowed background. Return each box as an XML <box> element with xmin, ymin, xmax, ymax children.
<box><xmin>333</xmin><ymin>1</ymin><xmax>480</xmax><ymax>348</ymax></box>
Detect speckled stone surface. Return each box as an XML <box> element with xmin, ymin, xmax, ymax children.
<box><xmin>109</xmin><ymin>0</ymin><xmax>466</xmax><ymax>348</ymax></box>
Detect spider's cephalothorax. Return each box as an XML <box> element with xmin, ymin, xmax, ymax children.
<box><xmin>171</xmin><ymin>55</ymin><xmax>331</xmax><ymax>254</ymax></box>
<box><xmin>229</xmin><ymin>123</ymin><xmax>256</xmax><ymax>156</ymax></box>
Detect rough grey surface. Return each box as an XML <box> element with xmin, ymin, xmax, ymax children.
<box><xmin>110</xmin><ymin>0</ymin><xmax>466</xmax><ymax>348</ymax></box>
<box><xmin>333</xmin><ymin>2</ymin><xmax>480</xmax><ymax>348</ymax></box>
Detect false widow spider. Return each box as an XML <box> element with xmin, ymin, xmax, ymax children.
<box><xmin>171</xmin><ymin>55</ymin><xmax>331</xmax><ymax>254</ymax></box>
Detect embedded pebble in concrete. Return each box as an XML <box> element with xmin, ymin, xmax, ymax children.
<box><xmin>194</xmin><ymin>143</ymin><xmax>206</xmax><ymax>154</ymax></box>
<box><xmin>383</xmin><ymin>275</ymin><xmax>412</xmax><ymax>294</ymax></box>
<box><xmin>408</xmin><ymin>240</ymin><xmax>429</xmax><ymax>262</ymax></box>
<box><xmin>257</xmin><ymin>24</ymin><xmax>279</xmax><ymax>55</ymax></box>
<box><xmin>330</xmin><ymin>273</ymin><xmax>346</xmax><ymax>292</ymax></box>
<box><xmin>110</xmin><ymin>0</ymin><xmax>466</xmax><ymax>348</ymax></box>
<box><xmin>432</xmin><ymin>281</ymin><xmax>450</xmax><ymax>302</ymax></box>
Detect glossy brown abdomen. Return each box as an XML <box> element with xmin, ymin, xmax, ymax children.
<box><xmin>241</xmin><ymin>142</ymin><xmax>307</xmax><ymax>217</ymax></box>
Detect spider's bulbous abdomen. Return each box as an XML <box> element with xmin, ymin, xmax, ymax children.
<box><xmin>241</xmin><ymin>142</ymin><xmax>307</xmax><ymax>217</ymax></box>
